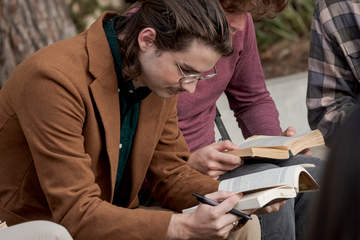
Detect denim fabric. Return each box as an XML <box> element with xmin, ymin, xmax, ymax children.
<box><xmin>0</xmin><ymin>221</ymin><xmax>73</xmax><ymax>240</ymax></box>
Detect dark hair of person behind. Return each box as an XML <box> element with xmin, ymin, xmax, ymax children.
<box><xmin>219</xmin><ymin>0</ymin><xmax>288</xmax><ymax>19</ymax></box>
<box><xmin>307</xmin><ymin>105</ymin><xmax>360</xmax><ymax>240</ymax></box>
<box><xmin>116</xmin><ymin>0</ymin><xmax>232</xmax><ymax>81</ymax></box>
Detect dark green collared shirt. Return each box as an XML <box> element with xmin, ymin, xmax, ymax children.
<box><xmin>104</xmin><ymin>17</ymin><xmax>151</xmax><ymax>206</ymax></box>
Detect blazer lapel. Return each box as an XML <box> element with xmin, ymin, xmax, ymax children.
<box><xmin>86</xmin><ymin>12</ymin><xmax>170</xmax><ymax>205</ymax></box>
<box><xmin>128</xmin><ymin>93</ymin><xmax>165</xmax><ymax>205</ymax></box>
<box><xmin>87</xmin><ymin>12</ymin><xmax>121</xmax><ymax>200</ymax></box>
<box><xmin>90</xmin><ymin>77</ymin><xmax>120</xmax><ymax>201</ymax></box>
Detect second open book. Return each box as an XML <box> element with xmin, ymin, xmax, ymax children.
<box><xmin>226</xmin><ymin>129</ymin><xmax>324</xmax><ymax>159</ymax></box>
<box><xmin>182</xmin><ymin>164</ymin><xmax>319</xmax><ymax>212</ymax></box>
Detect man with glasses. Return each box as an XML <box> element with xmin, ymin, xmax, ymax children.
<box><xmin>175</xmin><ymin>0</ymin><xmax>325</xmax><ymax>240</ymax></box>
<box><xmin>0</xmin><ymin>0</ymin><xmax>267</xmax><ymax>239</ymax></box>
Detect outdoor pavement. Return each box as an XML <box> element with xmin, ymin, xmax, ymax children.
<box><xmin>215</xmin><ymin>72</ymin><xmax>329</xmax><ymax>160</ymax></box>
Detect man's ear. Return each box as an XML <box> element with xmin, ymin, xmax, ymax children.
<box><xmin>138</xmin><ymin>27</ymin><xmax>156</xmax><ymax>51</ymax></box>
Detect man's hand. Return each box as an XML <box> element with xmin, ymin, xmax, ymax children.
<box><xmin>254</xmin><ymin>201</ymin><xmax>287</xmax><ymax>215</ymax></box>
<box><xmin>187</xmin><ymin>141</ymin><xmax>243</xmax><ymax>178</ymax></box>
<box><xmin>282</xmin><ymin>126</ymin><xmax>312</xmax><ymax>156</ymax></box>
<box><xmin>282</xmin><ymin>126</ymin><xmax>296</xmax><ymax>137</ymax></box>
<box><xmin>166</xmin><ymin>191</ymin><xmax>244</xmax><ymax>240</ymax></box>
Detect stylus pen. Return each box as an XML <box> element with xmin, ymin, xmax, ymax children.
<box><xmin>192</xmin><ymin>193</ymin><xmax>252</xmax><ymax>220</ymax></box>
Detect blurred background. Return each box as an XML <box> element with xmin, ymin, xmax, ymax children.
<box><xmin>66</xmin><ymin>0</ymin><xmax>314</xmax><ymax>79</ymax></box>
<box><xmin>71</xmin><ymin>0</ymin><xmax>314</xmax><ymax>79</ymax></box>
<box><xmin>0</xmin><ymin>0</ymin><xmax>313</xmax><ymax>86</ymax></box>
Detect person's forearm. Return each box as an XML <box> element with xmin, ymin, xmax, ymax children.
<box><xmin>308</xmin><ymin>99</ymin><xmax>358</xmax><ymax>144</ymax></box>
<box><xmin>166</xmin><ymin>214</ymin><xmax>192</xmax><ymax>240</ymax></box>
<box><xmin>234</xmin><ymin>100</ymin><xmax>281</xmax><ymax>138</ymax></box>
<box><xmin>226</xmin><ymin>14</ymin><xmax>281</xmax><ymax>138</ymax></box>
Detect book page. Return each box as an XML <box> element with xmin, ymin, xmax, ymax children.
<box><xmin>219</xmin><ymin>165</ymin><xmax>304</xmax><ymax>193</ymax></box>
<box><xmin>235</xmin><ymin>186</ymin><xmax>297</xmax><ymax>210</ymax></box>
<box><xmin>238</xmin><ymin>132</ymin><xmax>311</xmax><ymax>149</ymax></box>
<box><xmin>290</xmin><ymin>130</ymin><xmax>325</xmax><ymax>155</ymax></box>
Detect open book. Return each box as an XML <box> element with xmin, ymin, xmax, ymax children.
<box><xmin>218</xmin><ymin>164</ymin><xmax>319</xmax><ymax>210</ymax></box>
<box><xmin>226</xmin><ymin>129</ymin><xmax>324</xmax><ymax>159</ymax></box>
<box><xmin>182</xmin><ymin>164</ymin><xmax>319</xmax><ymax>213</ymax></box>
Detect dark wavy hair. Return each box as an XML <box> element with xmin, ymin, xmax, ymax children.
<box><xmin>116</xmin><ymin>0</ymin><xmax>232</xmax><ymax>80</ymax></box>
<box><xmin>219</xmin><ymin>0</ymin><xmax>288</xmax><ymax>19</ymax></box>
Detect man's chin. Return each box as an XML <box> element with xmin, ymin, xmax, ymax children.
<box><xmin>153</xmin><ymin>91</ymin><xmax>174</xmax><ymax>98</ymax></box>
<box><xmin>152</xmin><ymin>88</ymin><xmax>185</xmax><ymax>98</ymax></box>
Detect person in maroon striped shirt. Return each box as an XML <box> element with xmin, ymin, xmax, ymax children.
<box><xmin>177</xmin><ymin>1</ymin><xmax>324</xmax><ymax>240</ymax></box>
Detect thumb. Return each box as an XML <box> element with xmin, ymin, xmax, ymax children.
<box><xmin>213</xmin><ymin>140</ymin><xmax>239</xmax><ymax>151</ymax></box>
<box><xmin>215</xmin><ymin>195</ymin><xmax>242</xmax><ymax>215</ymax></box>
<box><xmin>282</xmin><ymin>126</ymin><xmax>296</xmax><ymax>137</ymax></box>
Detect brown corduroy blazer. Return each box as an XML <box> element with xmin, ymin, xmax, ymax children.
<box><xmin>0</xmin><ymin>12</ymin><xmax>218</xmax><ymax>240</ymax></box>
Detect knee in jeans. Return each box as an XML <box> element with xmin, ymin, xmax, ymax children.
<box><xmin>31</xmin><ymin>221</ymin><xmax>72</xmax><ymax>240</ymax></box>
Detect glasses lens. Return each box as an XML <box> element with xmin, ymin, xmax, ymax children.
<box><xmin>180</xmin><ymin>76</ymin><xmax>200</xmax><ymax>85</ymax></box>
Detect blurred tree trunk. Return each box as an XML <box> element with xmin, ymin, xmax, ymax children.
<box><xmin>0</xmin><ymin>0</ymin><xmax>77</xmax><ymax>87</ymax></box>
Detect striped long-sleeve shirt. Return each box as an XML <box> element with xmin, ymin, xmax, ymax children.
<box><xmin>307</xmin><ymin>0</ymin><xmax>360</xmax><ymax>145</ymax></box>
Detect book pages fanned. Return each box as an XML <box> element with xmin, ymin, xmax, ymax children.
<box><xmin>239</xmin><ymin>135</ymin><xmax>294</xmax><ymax>149</ymax></box>
<box><xmin>219</xmin><ymin>164</ymin><xmax>318</xmax><ymax>193</ymax></box>
<box><xmin>182</xmin><ymin>164</ymin><xmax>319</xmax><ymax>213</ymax></box>
<box><xmin>219</xmin><ymin>165</ymin><xmax>298</xmax><ymax>193</ymax></box>
<box><xmin>234</xmin><ymin>186</ymin><xmax>297</xmax><ymax>210</ymax></box>
<box><xmin>238</xmin><ymin>130</ymin><xmax>321</xmax><ymax>149</ymax></box>
<box><xmin>226</xmin><ymin>129</ymin><xmax>325</xmax><ymax>159</ymax></box>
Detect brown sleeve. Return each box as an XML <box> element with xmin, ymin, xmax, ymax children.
<box><xmin>147</xmin><ymin>96</ymin><xmax>219</xmax><ymax>212</ymax></box>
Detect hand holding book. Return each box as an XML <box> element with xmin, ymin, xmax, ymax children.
<box><xmin>226</xmin><ymin>130</ymin><xmax>324</xmax><ymax>160</ymax></box>
<box><xmin>183</xmin><ymin>164</ymin><xmax>319</xmax><ymax>213</ymax></box>
<box><xmin>218</xmin><ymin>164</ymin><xmax>319</xmax><ymax>210</ymax></box>
<box><xmin>187</xmin><ymin>141</ymin><xmax>243</xmax><ymax>177</ymax></box>
<box><xmin>281</xmin><ymin>126</ymin><xmax>312</xmax><ymax>156</ymax></box>
<box><xmin>176</xmin><ymin>191</ymin><xmax>246</xmax><ymax>239</ymax></box>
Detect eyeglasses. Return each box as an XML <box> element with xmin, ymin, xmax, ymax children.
<box><xmin>177</xmin><ymin>64</ymin><xmax>217</xmax><ymax>88</ymax></box>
